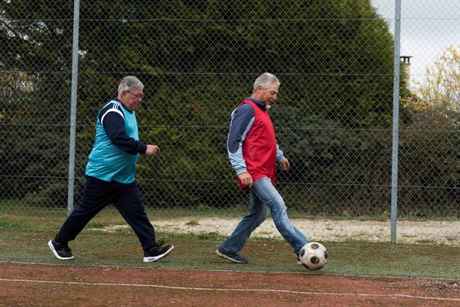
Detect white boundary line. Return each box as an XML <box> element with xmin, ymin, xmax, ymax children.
<box><xmin>1</xmin><ymin>278</ymin><xmax>460</xmax><ymax>303</ymax></box>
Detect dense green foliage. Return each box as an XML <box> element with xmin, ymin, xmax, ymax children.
<box><xmin>3</xmin><ymin>1</ymin><xmax>453</xmax><ymax>217</ymax></box>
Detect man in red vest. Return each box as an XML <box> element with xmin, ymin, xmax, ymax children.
<box><xmin>216</xmin><ymin>72</ymin><xmax>309</xmax><ymax>264</ymax></box>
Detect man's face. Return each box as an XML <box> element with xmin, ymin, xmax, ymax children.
<box><xmin>258</xmin><ymin>83</ymin><xmax>279</xmax><ymax>106</ymax></box>
<box><xmin>121</xmin><ymin>87</ymin><xmax>144</xmax><ymax>110</ymax></box>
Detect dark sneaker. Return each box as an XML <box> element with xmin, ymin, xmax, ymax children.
<box><xmin>216</xmin><ymin>248</ymin><xmax>248</xmax><ymax>264</ymax></box>
<box><xmin>296</xmin><ymin>254</ymin><xmax>302</xmax><ymax>265</ymax></box>
<box><xmin>48</xmin><ymin>240</ymin><xmax>74</xmax><ymax>260</ymax></box>
<box><xmin>143</xmin><ymin>244</ymin><xmax>174</xmax><ymax>263</ymax></box>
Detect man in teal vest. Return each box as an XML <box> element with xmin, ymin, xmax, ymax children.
<box><xmin>48</xmin><ymin>76</ymin><xmax>174</xmax><ymax>263</ymax></box>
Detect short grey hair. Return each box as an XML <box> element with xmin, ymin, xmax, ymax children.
<box><xmin>253</xmin><ymin>72</ymin><xmax>280</xmax><ymax>90</ymax></box>
<box><xmin>118</xmin><ymin>76</ymin><xmax>144</xmax><ymax>95</ymax></box>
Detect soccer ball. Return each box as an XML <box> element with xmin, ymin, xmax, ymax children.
<box><xmin>299</xmin><ymin>242</ymin><xmax>328</xmax><ymax>270</ymax></box>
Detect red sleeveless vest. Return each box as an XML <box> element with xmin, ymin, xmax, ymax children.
<box><xmin>241</xmin><ymin>99</ymin><xmax>277</xmax><ymax>183</ymax></box>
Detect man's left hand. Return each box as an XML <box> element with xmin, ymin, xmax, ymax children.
<box><xmin>145</xmin><ymin>144</ymin><xmax>160</xmax><ymax>156</ymax></box>
<box><xmin>279</xmin><ymin>158</ymin><xmax>290</xmax><ymax>171</ymax></box>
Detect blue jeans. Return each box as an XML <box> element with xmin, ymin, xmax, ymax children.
<box><xmin>219</xmin><ymin>177</ymin><xmax>309</xmax><ymax>254</ymax></box>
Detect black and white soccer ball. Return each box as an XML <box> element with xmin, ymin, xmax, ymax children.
<box><xmin>299</xmin><ymin>242</ymin><xmax>328</xmax><ymax>270</ymax></box>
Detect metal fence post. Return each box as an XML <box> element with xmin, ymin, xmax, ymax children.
<box><xmin>67</xmin><ymin>0</ymin><xmax>81</xmax><ymax>215</ymax></box>
<box><xmin>390</xmin><ymin>0</ymin><xmax>402</xmax><ymax>243</ymax></box>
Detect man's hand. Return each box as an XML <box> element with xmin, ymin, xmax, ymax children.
<box><xmin>145</xmin><ymin>144</ymin><xmax>160</xmax><ymax>156</ymax></box>
<box><xmin>238</xmin><ymin>172</ymin><xmax>253</xmax><ymax>188</ymax></box>
<box><xmin>279</xmin><ymin>158</ymin><xmax>290</xmax><ymax>171</ymax></box>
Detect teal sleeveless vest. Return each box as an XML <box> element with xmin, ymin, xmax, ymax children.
<box><xmin>85</xmin><ymin>100</ymin><xmax>139</xmax><ymax>183</ymax></box>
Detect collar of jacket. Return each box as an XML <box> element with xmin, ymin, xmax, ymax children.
<box><xmin>114</xmin><ymin>99</ymin><xmax>134</xmax><ymax>113</ymax></box>
<box><xmin>247</xmin><ymin>97</ymin><xmax>267</xmax><ymax>111</ymax></box>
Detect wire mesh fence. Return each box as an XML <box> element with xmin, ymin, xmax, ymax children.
<box><xmin>1</xmin><ymin>0</ymin><xmax>460</xmax><ymax>228</ymax></box>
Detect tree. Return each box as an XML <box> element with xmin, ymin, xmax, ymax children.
<box><xmin>1</xmin><ymin>1</ymin><xmax>399</xmax><ymax>213</ymax></box>
<box><xmin>397</xmin><ymin>46</ymin><xmax>460</xmax><ymax>217</ymax></box>
<box><xmin>412</xmin><ymin>45</ymin><xmax>460</xmax><ymax>127</ymax></box>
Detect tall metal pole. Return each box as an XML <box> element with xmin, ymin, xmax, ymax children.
<box><xmin>390</xmin><ymin>0</ymin><xmax>402</xmax><ymax>243</ymax></box>
<box><xmin>67</xmin><ymin>0</ymin><xmax>81</xmax><ymax>215</ymax></box>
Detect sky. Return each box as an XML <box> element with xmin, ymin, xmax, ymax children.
<box><xmin>371</xmin><ymin>0</ymin><xmax>460</xmax><ymax>87</ymax></box>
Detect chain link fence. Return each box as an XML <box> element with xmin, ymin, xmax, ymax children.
<box><xmin>1</xmin><ymin>1</ymin><xmax>459</xmax><ymax>233</ymax></box>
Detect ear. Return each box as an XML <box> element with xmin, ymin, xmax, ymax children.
<box><xmin>253</xmin><ymin>86</ymin><xmax>263</xmax><ymax>96</ymax></box>
<box><xmin>117</xmin><ymin>90</ymin><xmax>128</xmax><ymax>102</ymax></box>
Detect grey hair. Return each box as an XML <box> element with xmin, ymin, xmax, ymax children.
<box><xmin>118</xmin><ymin>76</ymin><xmax>144</xmax><ymax>95</ymax></box>
<box><xmin>253</xmin><ymin>72</ymin><xmax>280</xmax><ymax>90</ymax></box>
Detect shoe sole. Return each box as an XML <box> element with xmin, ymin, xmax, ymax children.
<box><xmin>143</xmin><ymin>245</ymin><xmax>175</xmax><ymax>263</ymax></box>
<box><xmin>215</xmin><ymin>249</ymin><xmax>247</xmax><ymax>264</ymax></box>
<box><xmin>48</xmin><ymin>240</ymin><xmax>74</xmax><ymax>260</ymax></box>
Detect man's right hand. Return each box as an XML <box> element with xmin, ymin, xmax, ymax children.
<box><xmin>145</xmin><ymin>144</ymin><xmax>160</xmax><ymax>156</ymax></box>
<box><xmin>238</xmin><ymin>172</ymin><xmax>253</xmax><ymax>188</ymax></box>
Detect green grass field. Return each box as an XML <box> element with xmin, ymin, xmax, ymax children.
<box><xmin>1</xmin><ymin>208</ymin><xmax>459</xmax><ymax>279</ymax></box>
